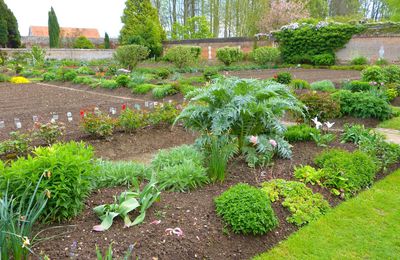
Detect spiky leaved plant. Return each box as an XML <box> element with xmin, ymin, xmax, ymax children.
<box><xmin>175</xmin><ymin>77</ymin><xmax>304</xmax><ymax>167</ymax></box>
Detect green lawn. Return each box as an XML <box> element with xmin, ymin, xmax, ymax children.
<box><xmin>254</xmin><ymin>169</ymin><xmax>400</xmax><ymax>260</ymax></box>
<box><xmin>379</xmin><ymin>117</ymin><xmax>400</xmax><ymax>130</ymax></box>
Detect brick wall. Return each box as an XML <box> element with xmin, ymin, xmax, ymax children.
<box><xmin>336</xmin><ymin>35</ymin><xmax>400</xmax><ymax>64</ymax></box>
<box><xmin>21</xmin><ymin>36</ymin><xmax>119</xmax><ymax>49</ymax></box>
<box><xmin>0</xmin><ymin>48</ymin><xmax>115</xmax><ymax>60</ymax></box>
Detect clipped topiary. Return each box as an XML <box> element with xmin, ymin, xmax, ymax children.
<box><xmin>215</xmin><ymin>183</ymin><xmax>278</xmax><ymax>235</ymax></box>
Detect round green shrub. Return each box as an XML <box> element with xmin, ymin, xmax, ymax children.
<box><xmin>99</xmin><ymin>79</ymin><xmax>118</xmax><ymax>89</ymax></box>
<box><xmin>290</xmin><ymin>79</ymin><xmax>310</xmax><ymax>89</ymax></box>
<box><xmin>383</xmin><ymin>65</ymin><xmax>400</xmax><ymax>84</ymax></box>
<box><xmin>350</xmin><ymin>56</ymin><xmax>368</xmax><ymax>65</ymax></box>
<box><xmin>42</xmin><ymin>72</ymin><xmax>56</xmax><ymax>82</ymax></box>
<box><xmin>115</xmin><ymin>74</ymin><xmax>130</xmax><ymax>87</ymax></box>
<box><xmin>215</xmin><ymin>183</ymin><xmax>278</xmax><ymax>235</ymax></box>
<box><xmin>118</xmin><ymin>108</ymin><xmax>144</xmax><ymax>133</ymax></box>
<box><xmin>361</xmin><ymin>66</ymin><xmax>386</xmax><ymax>83</ymax></box>
<box><xmin>276</xmin><ymin>72</ymin><xmax>292</xmax><ymax>84</ymax></box>
<box><xmin>252</xmin><ymin>47</ymin><xmax>281</xmax><ymax>65</ymax></box>
<box><xmin>73</xmin><ymin>36</ymin><xmax>95</xmax><ymax>49</ymax></box>
<box><xmin>203</xmin><ymin>67</ymin><xmax>219</xmax><ymax>81</ymax></box>
<box><xmin>284</xmin><ymin>124</ymin><xmax>319</xmax><ymax>142</ymax></box>
<box><xmin>114</xmin><ymin>44</ymin><xmax>150</xmax><ymax>69</ymax></box>
<box><xmin>299</xmin><ymin>92</ymin><xmax>341</xmax><ymax>121</ymax></box>
<box><xmin>63</xmin><ymin>70</ymin><xmax>78</xmax><ymax>81</ymax></box>
<box><xmin>0</xmin><ymin>141</ymin><xmax>96</xmax><ymax>222</ymax></box>
<box><xmin>310</xmin><ymin>80</ymin><xmax>336</xmax><ymax>92</ymax></box>
<box><xmin>131</xmin><ymin>83</ymin><xmax>156</xmax><ymax>94</ymax></box>
<box><xmin>375</xmin><ymin>58</ymin><xmax>389</xmax><ymax>66</ymax></box>
<box><xmin>164</xmin><ymin>46</ymin><xmax>196</xmax><ymax>68</ymax></box>
<box><xmin>312</xmin><ymin>53</ymin><xmax>335</xmax><ymax>66</ymax></box>
<box><xmin>216</xmin><ymin>47</ymin><xmax>243</xmax><ymax>66</ymax></box>
<box><xmin>157</xmin><ymin>68</ymin><xmax>171</xmax><ymax>79</ymax></box>
<box><xmin>343</xmin><ymin>80</ymin><xmax>371</xmax><ymax>92</ymax></box>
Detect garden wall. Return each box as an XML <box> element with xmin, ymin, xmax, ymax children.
<box><xmin>163</xmin><ymin>37</ymin><xmax>273</xmax><ymax>60</ymax></box>
<box><xmin>21</xmin><ymin>36</ymin><xmax>119</xmax><ymax>49</ymax></box>
<box><xmin>336</xmin><ymin>35</ymin><xmax>400</xmax><ymax>64</ymax></box>
<box><xmin>0</xmin><ymin>48</ymin><xmax>115</xmax><ymax>60</ymax></box>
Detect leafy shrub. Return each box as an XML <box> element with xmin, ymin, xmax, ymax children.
<box><xmin>385</xmin><ymin>88</ymin><xmax>398</xmax><ymax>101</ymax></box>
<box><xmin>275</xmin><ymin>72</ymin><xmax>292</xmax><ymax>84</ymax></box>
<box><xmin>294</xmin><ymin>165</ymin><xmax>325</xmax><ymax>185</ymax></box>
<box><xmin>76</xmin><ymin>66</ymin><xmax>95</xmax><ymax>75</ymax></box>
<box><xmin>0</xmin><ymin>142</ymin><xmax>96</xmax><ymax>222</ymax></box>
<box><xmin>290</xmin><ymin>79</ymin><xmax>310</xmax><ymax>89</ymax></box>
<box><xmin>343</xmin><ymin>80</ymin><xmax>371</xmax><ymax>92</ymax></box>
<box><xmin>99</xmin><ymin>79</ymin><xmax>118</xmax><ymax>89</ymax></box>
<box><xmin>151</xmin><ymin>145</ymin><xmax>208</xmax><ymax>192</ymax></box>
<box><xmin>118</xmin><ymin>108</ymin><xmax>144</xmax><ymax>133</ymax></box>
<box><xmin>341</xmin><ymin>124</ymin><xmax>374</xmax><ymax>144</ymax></box>
<box><xmin>131</xmin><ymin>83</ymin><xmax>156</xmax><ymax>94</ymax></box>
<box><xmin>157</xmin><ymin>68</ymin><xmax>170</xmax><ymax>79</ymax></box>
<box><xmin>310</xmin><ymin>80</ymin><xmax>336</xmax><ymax>92</ymax></box>
<box><xmin>284</xmin><ymin>124</ymin><xmax>319</xmax><ymax>142</ymax></box>
<box><xmin>32</xmin><ymin>120</ymin><xmax>65</xmax><ymax>145</ymax></box>
<box><xmin>147</xmin><ymin>102</ymin><xmax>180</xmax><ymax>125</ymax></box>
<box><xmin>115</xmin><ymin>74</ymin><xmax>130</xmax><ymax>87</ymax></box>
<box><xmin>0</xmin><ymin>73</ymin><xmax>10</xmax><ymax>82</ymax></box>
<box><xmin>178</xmin><ymin>84</ymin><xmax>196</xmax><ymax>95</ymax></box>
<box><xmin>93</xmin><ymin>160</ymin><xmax>149</xmax><ymax>189</ymax></box>
<box><xmin>41</xmin><ymin>72</ymin><xmax>56</xmax><ymax>82</ymax></box>
<box><xmin>314</xmin><ymin>149</ymin><xmax>379</xmax><ymax>198</ymax></box>
<box><xmin>252</xmin><ymin>47</ymin><xmax>281</xmax><ymax>65</ymax></box>
<box><xmin>299</xmin><ymin>92</ymin><xmax>341</xmax><ymax>121</ymax></box>
<box><xmin>73</xmin><ymin>36</ymin><xmax>95</xmax><ymax>49</ymax></box>
<box><xmin>152</xmin><ymin>84</ymin><xmax>178</xmax><ymax>99</ymax></box>
<box><xmin>63</xmin><ymin>70</ymin><xmax>78</xmax><ymax>81</ymax></box>
<box><xmin>164</xmin><ymin>46</ymin><xmax>196</xmax><ymax>68</ymax></box>
<box><xmin>72</xmin><ymin>76</ymin><xmax>96</xmax><ymax>85</ymax></box>
<box><xmin>262</xmin><ymin>179</ymin><xmax>330</xmax><ymax>226</ymax></box>
<box><xmin>312</xmin><ymin>53</ymin><xmax>335</xmax><ymax>66</ymax></box>
<box><xmin>383</xmin><ymin>65</ymin><xmax>400</xmax><ymax>83</ymax></box>
<box><xmin>350</xmin><ymin>56</ymin><xmax>368</xmax><ymax>65</ymax></box>
<box><xmin>215</xmin><ymin>183</ymin><xmax>278</xmax><ymax>235</ymax></box>
<box><xmin>81</xmin><ymin>110</ymin><xmax>116</xmax><ymax>138</ymax></box>
<box><xmin>114</xmin><ymin>44</ymin><xmax>150</xmax><ymax>69</ymax></box>
<box><xmin>216</xmin><ymin>47</ymin><xmax>243</xmax><ymax>66</ymax></box>
<box><xmin>176</xmin><ymin>78</ymin><xmax>303</xmax><ymax>167</ymax></box>
<box><xmin>273</xmin><ymin>22</ymin><xmax>364</xmax><ymax>64</ymax></box>
<box><xmin>375</xmin><ymin>58</ymin><xmax>389</xmax><ymax>66</ymax></box>
<box><xmin>361</xmin><ymin>66</ymin><xmax>386</xmax><ymax>83</ymax></box>
<box><xmin>128</xmin><ymin>72</ymin><xmax>147</xmax><ymax>88</ymax></box>
<box><xmin>331</xmin><ymin>90</ymin><xmax>392</xmax><ymax>120</ymax></box>
<box><xmin>0</xmin><ymin>132</ymin><xmax>31</xmax><ymax>157</ymax></box>
<box><xmin>203</xmin><ymin>67</ymin><xmax>219</xmax><ymax>81</ymax></box>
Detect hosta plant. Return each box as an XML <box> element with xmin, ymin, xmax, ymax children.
<box><xmin>176</xmin><ymin>77</ymin><xmax>304</xmax><ymax>167</ymax></box>
<box><xmin>93</xmin><ymin>177</ymin><xmax>160</xmax><ymax>231</ymax></box>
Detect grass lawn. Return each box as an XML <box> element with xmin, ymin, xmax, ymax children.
<box><xmin>379</xmin><ymin>117</ymin><xmax>400</xmax><ymax>130</ymax></box>
<box><xmin>254</xmin><ymin>169</ymin><xmax>400</xmax><ymax>260</ymax></box>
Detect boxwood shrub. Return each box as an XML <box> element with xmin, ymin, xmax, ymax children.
<box><xmin>215</xmin><ymin>183</ymin><xmax>278</xmax><ymax>235</ymax></box>
<box><xmin>299</xmin><ymin>92</ymin><xmax>341</xmax><ymax>121</ymax></box>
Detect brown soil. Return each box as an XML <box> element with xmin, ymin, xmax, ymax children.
<box><xmin>35</xmin><ymin>137</ymin><xmax>357</xmax><ymax>260</ymax></box>
<box><xmin>391</xmin><ymin>96</ymin><xmax>400</xmax><ymax>107</ymax></box>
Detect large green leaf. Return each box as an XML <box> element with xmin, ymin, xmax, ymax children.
<box><xmin>93</xmin><ymin>212</ymin><xmax>119</xmax><ymax>232</ymax></box>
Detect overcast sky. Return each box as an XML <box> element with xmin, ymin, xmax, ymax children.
<box><xmin>4</xmin><ymin>0</ymin><xmax>126</xmax><ymax>38</ymax></box>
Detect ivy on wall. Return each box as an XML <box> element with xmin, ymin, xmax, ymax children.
<box><xmin>273</xmin><ymin>22</ymin><xmax>365</xmax><ymax>64</ymax></box>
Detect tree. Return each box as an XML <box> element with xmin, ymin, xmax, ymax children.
<box><xmin>120</xmin><ymin>0</ymin><xmax>165</xmax><ymax>57</ymax></box>
<box><xmin>171</xmin><ymin>16</ymin><xmax>212</xmax><ymax>39</ymax></box>
<box><xmin>0</xmin><ymin>19</ymin><xmax>7</xmax><ymax>47</ymax></box>
<box><xmin>73</xmin><ymin>36</ymin><xmax>95</xmax><ymax>49</ymax></box>
<box><xmin>48</xmin><ymin>7</ymin><xmax>60</xmax><ymax>48</ymax></box>
<box><xmin>104</xmin><ymin>32</ymin><xmax>110</xmax><ymax>49</ymax></box>
<box><xmin>259</xmin><ymin>0</ymin><xmax>310</xmax><ymax>32</ymax></box>
<box><xmin>0</xmin><ymin>0</ymin><xmax>20</xmax><ymax>48</ymax></box>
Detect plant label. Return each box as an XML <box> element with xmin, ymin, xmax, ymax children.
<box><xmin>67</xmin><ymin>112</ymin><xmax>73</xmax><ymax>122</ymax></box>
<box><xmin>134</xmin><ymin>104</ymin><xmax>141</xmax><ymax>110</ymax></box>
<box><xmin>145</xmin><ymin>101</ymin><xmax>149</xmax><ymax>107</ymax></box>
<box><xmin>109</xmin><ymin>107</ymin><xmax>116</xmax><ymax>115</ymax></box>
<box><xmin>14</xmin><ymin>118</ymin><xmax>21</xmax><ymax>129</ymax></box>
<box><xmin>168</xmin><ymin>100</ymin><xmax>173</xmax><ymax>104</ymax></box>
<box><xmin>52</xmin><ymin>113</ymin><xmax>59</xmax><ymax>121</ymax></box>
<box><xmin>0</xmin><ymin>121</ymin><xmax>4</xmax><ymax>129</ymax></box>
<box><xmin>32</xmin><ymin>115</ymin><xmax>39</xmax><ymax>122</ymax></box>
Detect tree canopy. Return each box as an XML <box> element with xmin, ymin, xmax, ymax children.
<box><xmin>0</xmin><ymin>0</ymin><xmax>20</xmax><ymax>48</ymax></box>
<box><xmin>48</xmin><ymin>7</ymin><xmax>60</xmax><ymax>48</ymax></box>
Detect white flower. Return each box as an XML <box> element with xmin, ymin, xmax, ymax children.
<box><xmin>249</xmin><ymin>136</ymin><xmax>258</xmax><ymax>145</ymax></box>
<box><xmin>325</xmin><ymin>122</ymin><xmax>335</xmax><ymax>129</ymax></box>
<box><xmin>311</xmin><ymin>117</ymin><xmax>323</xmax><ymax>130</ymax></box>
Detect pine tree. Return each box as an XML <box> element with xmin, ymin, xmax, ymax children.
<box><xmin>120</xmin><ymin>0</ymin><xmax>165</xmax><ymax>57</ymax></box>
<box><xmin>0</xmin><ymin>0</ymin><xmax>20</xmax><ymax>48</ymax></box>
<box><xmin>104</xmin><ymin>32</ymin><xmax>110</xmax><ymax>49</ymax></box>
<box><xmin>48</xmin><ymin>7</ymin><xmax>60</xmax><ymax>48</ymax></box>
<box><xmin>0</xmin><ymin>19</ymin><xmax>7</xmax><ymax>47</ymax></box>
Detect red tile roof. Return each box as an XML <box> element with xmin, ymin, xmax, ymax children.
<box><xmin>29</xmin><ymin>26</ymin><xmax>100</xmax><ymax>38</ymax></box>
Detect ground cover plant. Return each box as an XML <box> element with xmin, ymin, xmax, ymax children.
<box><xmin>261</xmin><ymin>179</ymin><xmax>330</xmax><ymax>226</ymax></box>
<box><xmin>215</xmin><ymin>183</ymin><xmax>278</xmax><ymax>235</ymax></box>
<box><xmin>256</xmin><ymin>169</ymin><xmax>400</xmax><ymax>260</ymax></box>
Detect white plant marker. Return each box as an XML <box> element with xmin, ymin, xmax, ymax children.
<box><xmin>145</xmin><ymin>101</ymin><xmax>149</xmax><ymax>108</ymax></box>
<box><xmin>208</xmin><ymin>46</ymin><xmax>212</xmax><ymax>60</ymax></box>
<box><xmin>32</xmin><ymin>115</ymin><xmax>39</xmax><ymax>122</ymax></box>
<box><xmin>109</xmin><ymin>107</ymin><xmax>116</xmax><ymax>115</ymax></box>
<box><xmin>134</xmin><ymin>104</ymin><xmax>141</xmax><ymax>110</ymax></box>
<box><xmin>0</xmin><ymin>121</ymin><xmax>5</xmax><ymax>129</ymax></box>
<box><xmin>52</xmin><ymin>113</ymin><xmax>59</xmax><ymax>121</ymax></box>
<box><xmin>67</xmin><ymin>112</ymin><xmax>73</xmax><ymax>122</ymax></box>
<box><xmin>14</xmin><ymin>118</ymin><xmax>22</xmax><ymax>129</ymax></box>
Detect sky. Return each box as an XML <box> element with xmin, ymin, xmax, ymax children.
<box><xmin>4</xmin><ymin>0</ymin><xmax>126</xmax><ymax>38</ymax></box>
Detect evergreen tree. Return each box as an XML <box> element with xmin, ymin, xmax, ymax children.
<box><xmin>0</xmin><ymin>19</ymin><xmax>7</xmax><ymax>47</ymax></box>
<box><xmin>104</xmin><ymin>32</ymin><xmax>110</xmax><ymax>49</ymax></box>
<box><xmin>48</xmin><ymin>7</ymin><xmax>60</xmax><ymax>48</ymax></box>
<box><xmin>120</xmin><ymin>0</ymin><xmax>165</xmax><ymax>57</ymax></box>
<box><xmin>0</xmin><ymin>0</ymin><xmax>20</xmax><ymax>48</ymax></box>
